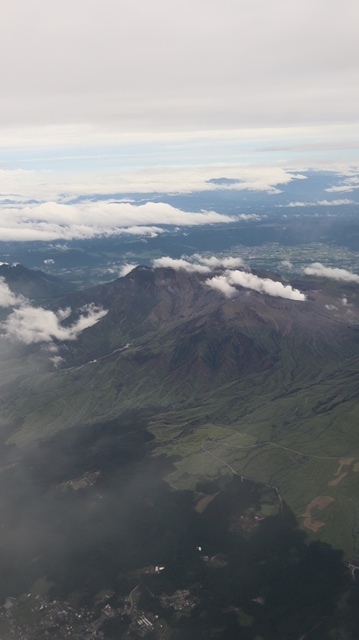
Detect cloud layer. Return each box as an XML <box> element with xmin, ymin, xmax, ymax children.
<box><xmin>304</xmin><ymin>263</ymin><xmax>359</xmax><ymax>283</ymax></box>
<box><xmin>0</xmin><ymin>278</ymin><xmax>107</xmax><ymax>345</ymax></box>
<box><xmin>0</xmin><ymin>200</ymin><xmax>235</xmax><ymax>242</ymax></box>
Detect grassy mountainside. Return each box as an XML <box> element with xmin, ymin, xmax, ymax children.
<box><xmin>2</xmin><ymin>265</ymin><xmax>359</xmax><ymax>555</ymax></box>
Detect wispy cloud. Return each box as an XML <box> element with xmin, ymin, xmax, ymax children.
<box><xmin>304</xmin><ymin>263</ymin><xmax>359</xmax><ymax>283</ymax></box>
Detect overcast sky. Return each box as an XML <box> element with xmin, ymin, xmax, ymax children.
<box><xmin>1</xmin><ymin>0</ymin><xmax>359</xmax><ymax>130</ymax></box>
<box><xmin>0</xmin><ymin>0</ymin><xmax>358</xmax><ymax>232</ymax></box>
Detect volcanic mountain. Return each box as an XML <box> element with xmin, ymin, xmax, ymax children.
<box><xmin>1</xmin><ymin>264</ymin><xmax>359</xmax><ymax>556</ymax></box>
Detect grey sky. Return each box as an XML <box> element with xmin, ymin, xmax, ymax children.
<box><xmin>1</xmin><ymin>0</ymin><xmax>358</xmax><ymax>132</ymax></box>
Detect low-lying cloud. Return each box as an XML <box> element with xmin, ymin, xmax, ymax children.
<box><xmin>206</xmin><ymin>270</ymin><xmax>306</xmax><ymax>301</ymax></box>
<box><xmin>304</xmin><ymin>262</ymin><xmax>359</xmax><ymax>283</ymax></box>
<box><xmin>0</xmin><ymin>278</ymin><xmax>107</xmax><ymax>345</ymax></box>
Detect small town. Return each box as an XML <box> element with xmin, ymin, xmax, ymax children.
<box><xmin>0</xmin><ymin>563</ymin><xmax>206</xmax><ymax>640</ymax></box>
<box><xmin>0</xmin><ymin>586</ymin><xmax>159</xmax><ymax>640</ymax></box>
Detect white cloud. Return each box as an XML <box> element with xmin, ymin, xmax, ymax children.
<box><xmin>304</xmin><ymin>263</ymin><xmax>359</xmax><ymax>283</ymax></box>
<box><xmin>152</xmin><ymin>257</ymin><xmax>211</xmax><ymax>273</ymax></box>
<box><xmin>119</xmin><ymin>226</ymin><xmax>164</xmax><ymax>237</ymax></box>
<box><xmin>119</xmin><ymin>263</ymin><xmax>138</xmax><ymax>277</ymax></box>
<box><xmin>325</xmin><ymin>174</ymin><xmax>359</xmax><ymax>193</ymax></box>
<box><xmin>0</xmin><ymin>277</ymin><xmax>107</xmax><ymax>345</ymax></box>
<box><xmin>1</xmin><ymin>303</ymin><xmax>107</xmax><ymax>344</ymax></box>
<box><xmin>0</xmin><ymin>200</ymin><xmax>235</xmax><ymax>242</ymax></box>
<box><xmin>317</xmin><ymin>199</ymin><xmax>355</xmax><ymax>205</ymax></box>
<box><xmin>204</xmin><ymin>275</ymin><xmax>237</xmax><ymax>298</ymax></box>
<box><xmin>326</xmin><ymin>186</ymin><xmax>358</xmax><ymax>193</ymax></box>
<box><xmin>206</xmin><ymin>270</ymin><xmax>306</xmax><ymax>301</ymax></box>
<box><xmin>50</xmin><ymin>355</ymin><xmax>65</xmax><ymax>368</ymax></box>
<box><xmin>191</xmin><ymin>254</ymin><xmax>244</xmax><ymax>269</ymax></box>
<box><xmin>152</xmin><ymin>254</ymin><xmax>246</xmax><ymax>273</ymax></box>
<box><xmin>0</xmin><ymin>278</ymin><xmax>26</xmax><ymax>307</ymax></box>
<box><xmin>280</xmin><ymin>260</ymin><xmax>294</xmax><ymax>271</ymax></box>
<box><xmin>0</xmin><ymin>164</ymin><xmax>310</xmax><ymax>202</ymax></box>
<box><xmin>237</xmin><ymin>213</ymin><xmax>261</xmax><ymax>220</ymax></box>
<box><xmin>151</xmin><ymin>252</ymin><xmax>305</xmax><ymax>300</ymax></box>
<box><xmin>285</xmin><ymin>199</ymin><xmax>354</xmax><ymax>207</ymax></box>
